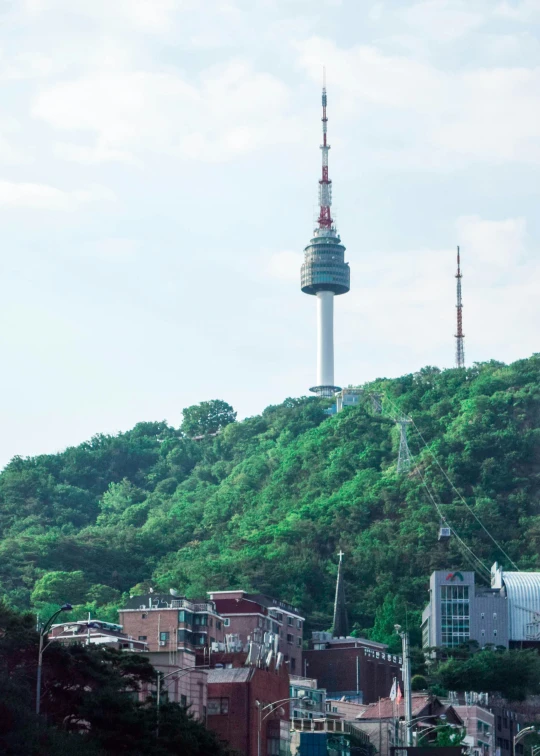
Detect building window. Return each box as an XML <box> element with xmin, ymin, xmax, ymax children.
<box><xmin>194</xmin><ymin>614</ymin><xmax>208</xmax><ymax>626</ymax></box>
<box><xmin>223</xmin><ymin>618</ymin><xmax>230</xmax><ymax>627</ymax></box>
<box><xmin>290</xmin><ymin>657</ymin><xmax>296</xmax><ymax>672</ymax></box>
<box><xmin>297</xmin><ymin>637</ymin><xmax>302</xmax><ymax>647</ymax></box>
<box><xmin>297</xmin><ymin>619</ymin><xmax>302</xmax><ymax>629</ymax></box>
<box><xmin>440</xmin><ymin>585</ymin><xmax>470</xmax><ymax>647</ymax></box>
<box><xmin>481</xmin><ymin>613</ymin><xmax>485</xmax><ymax>619</ymax></box>
<box><xmin>493</xmin><ymin>613</ymin><xmax>497</xmax><ymax>620</ymax></box>
<box><xmin>141</xmin><ymin>613</ymin><xmax>147</xmax><ymax>619</ymax></box>
<box><xmin>181</xmin><ymin>695</ymin><xmax>187</xmax><ymax>707</ymax></box>
<box><xmin>177</xmin><ymin>629</ymin><xmax>193</xmax><ymax>644</ymax></box>
<box><xmin>138</xmin><ymin>635</ymin><xmax>147</xmax><ymax>641</ymax></box>
<box><xmin>216</xmin><ymin>620</ymin><xmax>222</xmax><ymax>630</ymax></box>
<box><xmin>481</xmin><ymin>630</ymin><xmax>485</xmax><ymax>636</ymax></box>
<box><xmin>287</xmin><ymin>634</ymin><xmax>294</xmax><ymax>644</ymax></box>
<box><xmin>178</xmin><ymin>610</ymin><xmax>193</xmax><ymax>625</ymax></box>
<box><xmin>494</xmin><ymin>630</ymin><xmax>498</xmax><ymax>636</ymax></box>
<box><xmin>160</xmin><ymin>632</ymin><xmax>169</xmax><ymax>643</ymax></box>
<box><xmin>209</xmin><ymin>617</ymin><xmax>213</xmax><ymax>627</ymax></box>
<box><xmin>258</xmin><ymin>617</ymin><xmax>263</xmax><ymax>628</ymax></box>
<box><xmin>288</xmin><ymin>617</ymin><xmax>293</xmax><ymax>626</ymax></box>
<box><xmin>208</xmin><ymin>697</ymin><xmax>229</xmax><ymax>715</ymax></box>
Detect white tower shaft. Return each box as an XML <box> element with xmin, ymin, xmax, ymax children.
<box><xmin>316</xmin><ymin>291</ymin><xmax>335</xmax><ymax>387</ymax></box>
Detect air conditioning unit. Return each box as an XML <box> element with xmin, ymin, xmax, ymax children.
<box><xmin>159</xmin><ymin>641</ymin><xmax>166</xmax><ymax>646</ymax></box>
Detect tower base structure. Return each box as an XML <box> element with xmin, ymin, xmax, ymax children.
<box><xmin>309</xmin><ymin>385</ymin><xmax>341</xmax><ymax>398</ymax></box>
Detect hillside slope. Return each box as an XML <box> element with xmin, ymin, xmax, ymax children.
<box><xmin>1</xmin><ymin>355</ymin><xmax>539</xmax><ymax>644</ymax></box>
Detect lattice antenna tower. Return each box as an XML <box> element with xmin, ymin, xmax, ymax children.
<box><xmin>396</xmin><ymin>417</ymin><xmax>413</xmax><ymax>473</ymax></box>
<box><xmin>455</xmin><ymin>246</ymin><xmax>465</xmax><ymax>369</ymax></box>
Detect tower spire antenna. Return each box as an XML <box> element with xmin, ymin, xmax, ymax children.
<box><xmin>318</xmin><ymin>67</ymin><xmax>332</xmax><ymax>229</ymax></box>
<box><xmin>301</xmin><ymin>76</ymin><xmax>351</xmax><ymax>398</ymax></box>
<box><xmin>455</xmin><ymin>246</ymin><xmax>465</xmax><ymax>369</ymax></box>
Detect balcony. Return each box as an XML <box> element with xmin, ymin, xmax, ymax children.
<box><xmin>170</xmin><ymin>599</ymin><xmax>215</xmax><ymax>612</ymax></box>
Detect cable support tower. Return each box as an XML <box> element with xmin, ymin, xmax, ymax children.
<box><xmin>455</xmin><ymin>246</ymin><xmax>465</xmax><ymax>369</ymax></box>
<box><xmin>381</xmin><ymin>392</ymin><xmax>519</xmax><ymax>571</ymax></box>
<box><xmin>396</xmin><ymin>416</ymin><xmax>413</xmax><ymax>474</ymax></box>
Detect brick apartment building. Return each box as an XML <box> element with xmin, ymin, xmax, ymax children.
<box><xmin>119</xmin><ymin>592</ymin><xmax>226</xmax><ymax>655</ymax></box>
<box><xmin>303</xmin><ymin>632</ymin><xmax>403</xmax><ymax>704</ymax></box>
<box><xmin>209</xmin><ymin>590</ymin><xmax>305</xmax><ymax>674</ymax></box>
<box><xmin>207</xmin><ymin>652</ymin><xmax>290</xmax><ymax>756</ymax></box>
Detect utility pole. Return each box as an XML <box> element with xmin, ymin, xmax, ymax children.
<box><xmin>395</xmin><ymin>625</ymin><xmax>413</xmax><ymax>746</ymax></box>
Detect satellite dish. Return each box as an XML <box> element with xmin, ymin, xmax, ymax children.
<box><xmin>170</xmin><ymin>589</ymin><xmax>179</xmax><ymax>596</ymax></box>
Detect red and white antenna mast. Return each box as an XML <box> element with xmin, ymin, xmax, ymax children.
<box><xmin>455</xmin><ymin>246</ymin><xmax>465</xmax><ymax>368</ymax></box>
<box><xmin>318</xmin><ymin>67</ymin><xmax>333</xmax><ymax>230</ymax></box>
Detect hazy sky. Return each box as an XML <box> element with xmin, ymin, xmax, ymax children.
<box><xmin>1</xmin><ymin>0</ymin><xmax>539</xmax><ymax>467</ymax></box>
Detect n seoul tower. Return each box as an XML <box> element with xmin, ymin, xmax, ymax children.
<box><xmin>301</xmin><ymin>75</ymin><xmax>350</xmax><ymax>397</ymax></box>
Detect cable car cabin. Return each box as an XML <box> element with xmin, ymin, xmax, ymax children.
<box><xmin>438</xmin><ymin>527</ymin><xmax>451</xmax><ymax>541</ymax></box>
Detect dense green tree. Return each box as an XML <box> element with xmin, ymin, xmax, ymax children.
<box><xmin>0</xmin><ymin>357</ymin><xmax>539</xmax><ymax>656</ymax></box>
<box><xmin>0</xmin><ymin>602</ymin><xmax>232</xmax><ymax>755</ymax></box>
<box><xmin>31</xmin><ymin>570</ymin><xmax>89</xmax><ymax>606</ymax></box>
<box><xmin>180</xmin><ymin>400</ymin><xmax>237</xmax><ymax>437</ymax></box>
<box><xmin>434</xmin><ymin>648</ymin><xmax>540</xmax><ymax>701</ymax></box>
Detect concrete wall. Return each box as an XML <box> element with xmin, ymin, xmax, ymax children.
<box><xmin>303</xmin><ymin>646</ymin><xmax>401</xmax><ymax>704</ymax></box>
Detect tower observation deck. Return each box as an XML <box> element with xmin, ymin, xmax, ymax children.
<box><xmin>301</xmin><ymin>77</ymin><xmax>350</xmax><ymax>397</ymax></box>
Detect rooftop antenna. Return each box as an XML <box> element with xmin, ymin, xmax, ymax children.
<box><xmin>396</xmin><ymin>417</ymin><xmax>413</xmax><ymax>473</ymax></box>
<box><xmin>455</xmin><ymin>246</ymin><xmax>465</xmax><ymax>369</ymax></box>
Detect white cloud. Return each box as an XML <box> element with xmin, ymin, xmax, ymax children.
<box><xmin>267</xmin><ymin>250</ymin><xmax>303</xmax><ymax>282</ymax></box>
<box><xmin>0</xmin><ymin>181</ymin><xmax>115</xmax><ymax>210</ymax></box>
<box><xmin>296</xmin><ymin>36</ymin><xmax>540</xmax><ymax>167</ymax></box>
<box><xmin>78</xmin><ymin>238</ymin><xmax>140</xmax><ymax>261</ymax></box>
<box><xmin>32</xmin><ymin>62</ymin><xmax>297</xmax><ymax>163</ymax></box>
<box><xmin>456</xmin><ymin>215</ymin><xmax>527</xmax><ymax>271</ymax></box>
<box><xmin>495</xmin><ymin>0</ymin><xmax>540</xmax><ymax>21</ymax></box>
<box><xmin>22</xmin><ymin>0</ymin><xmax>184</xmax><ymax>33</ymax></box>
<box><xmin>400</xmin><ymin>0</ymin><xmax>485</xmax><ymax>42</ymax></box>
<box><xmin>341</xmin><ymin>215</ymin><xmax>539</xmax><ymax>364</ymax></box>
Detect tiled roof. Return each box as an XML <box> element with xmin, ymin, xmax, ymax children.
<box><xmin>357</xmin><ymin>694</ymin><xmax>433</xmax><ymax>720</ymax></box>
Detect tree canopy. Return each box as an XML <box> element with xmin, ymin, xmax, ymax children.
<box><xmin>0</xmin><ymin>356</ymin><xmax>539</xmax><ymax>646</ymax></box>
<box><xmin>180</xmin><ymin>400</ymin><xmax>237</xmax><ymax>437</ymax></box>
<box><xmin>0</xmin><ymin>601</ymin><xmax>232</xmax><ymax>755</ymax></box>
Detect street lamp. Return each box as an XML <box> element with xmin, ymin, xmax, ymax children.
<box><xmin>255</xmin><ymin>696</ymin><xmax>310</xmax><ymax>756</ymax></box>
<box><xmin>413</xmin><ymin>722</ymin><xmax>458</xmax><ymax>745</ymax></box>
<box><xmin>36</xmin><ymin>603</ymin><xmax>72</xmax><ymax>715</ymax></box>
<box><xmin>513</xmin><ymin>726</ymin><xmax>539</xmax><ymax>756</ymax></box>
<box><xmin>156</xmin><ymin>664</ymin><xmax>209</xmax><ymax>738</ymax></box>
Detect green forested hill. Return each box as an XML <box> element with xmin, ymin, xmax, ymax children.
<box><xmin>2</xmin><ymin>355</ymin><xmax>540</xmax><ymax>646</ymax></box>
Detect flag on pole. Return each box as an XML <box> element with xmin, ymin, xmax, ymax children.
<box><xmin>396</xmin><ymin>683</ymin><xmax>403</xmax><ymax>705</ymax></box>
<box><xmin>389</xmin><ymin>678</ymin><xmax>397</xmax><ymax>701</ymax></box>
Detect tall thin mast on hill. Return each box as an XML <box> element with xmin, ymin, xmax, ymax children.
<box><xmin>455</xmin><ymin>246</ymin><xmax>465</xmax><ymax>369</ymax></box>
<box><xmin>332</xmin><ymin>549</ymin><xmax>349</xmax><ymax>638</ymax></box>
<box><xmin>301</xmin><ymin>71</ymin><xmax>350</xmax><ymax>397</ymax></box>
